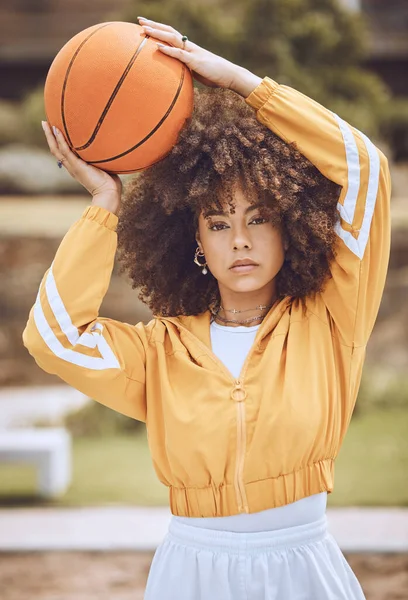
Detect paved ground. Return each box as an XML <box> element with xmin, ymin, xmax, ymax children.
<box><xmin>1</xmin><ymin>550</ymin><xmax>407</xmax><ymax>600</ymax></box>
<box><xmin>0</xmin><ymin>505</ymin><xmax>407</xmax><ymax>552</ymax></box>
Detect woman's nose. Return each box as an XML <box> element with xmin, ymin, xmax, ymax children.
<box><xmin>232</xmin><ymin>226</ymin><xmax>252</xmax><ymax>249</ymax></box>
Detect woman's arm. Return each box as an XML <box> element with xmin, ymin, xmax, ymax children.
<box><xmin>231</xmin><ymin>71</ymin><xmax>391</xmax><ymax>348</ymax></box>
<box><xmin>22</xmin><ymin>203</ymin><xmax>148</xmax><ymax>422</ymax></box>
<box><xmin>229</xmin><ymin>65</ymin><xmax>262</xmax><ymax>99</ymax></box>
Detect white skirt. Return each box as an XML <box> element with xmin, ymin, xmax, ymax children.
<box><xmin>144</xmin><ymin>513</ymin><xmax>366</xmax><ymax>599</ymax></box>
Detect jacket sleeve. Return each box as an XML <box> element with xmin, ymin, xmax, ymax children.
<box><xmin>245</xmin><ymin>76</ymin><xmax>392</xmax><ymax>348</ymax></box>
<box><xmin>22</xmin><ymin>204</ymin><xmax>148</xmax><ymax>422</ymax></box>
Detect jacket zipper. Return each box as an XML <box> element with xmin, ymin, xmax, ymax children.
<box><xmin>162</xmin><ymin>318</ymin><xmax>267</xmax><ymax>514</ymax></box>
<box><xmin>231</xmin><ymin>378</ymin><xmax>249</xmax><ymax>512</ymax></box>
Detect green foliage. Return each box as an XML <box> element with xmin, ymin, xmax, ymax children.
<box><xmin>20</xmin><ymin>84</ymin><xmax>48</xmax><ymax>146</ymax></box>
<box><xmin>0</xmin><ymin>84</ymin><xmax>46</xmax><ymax>149</ymax></box>
<box><xmin>0</xmin><ymin>99</ymin><xmax>25</xmax><ymax>146</ymax></box>
<box><xmin>354</xmin><ymin>368</ymin><xmax>408</xmax><ymax>416</ymax></box>
<box><xmin>64</xmin><ymin>400</ymin><xmax>144</xmax><ymax>437</ymax></box>
<box><xmin>378</xmin><ymin>97</ymin><xmax>408</xmax><ymax>162</ymax></box>
<box><xmin>332</xmin><ymin>407</ymin><xmax>408</xmax><ymax>507</ymax></box>
<box><xmin>124</xmin><ymin>0</ymin><xmax>393</xmax><ymax>147</ymax></box>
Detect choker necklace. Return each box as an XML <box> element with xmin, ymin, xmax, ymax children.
<box><xmin>213</xmin><ymin>312</ymin><xmax>265</xmax><ymax>325</ymax></box>
<box><xmin>220</xmin><ymin>303</ymin><xmax>272</xmax><ymax>314</ymax></box>
<box><xmin>210</xmin><ymin>302</ymin><xmax>275</xmax><ymax>326</ymax></box>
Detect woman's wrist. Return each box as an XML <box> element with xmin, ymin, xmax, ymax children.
<box><xmin>228</xmin><ymin>65</ymin><xmax>262</xmax><ymax>99</ymax></box>
<box><xmin>91</xmin><ymin>193</ymin><xmax>121</xmax><ymax>215</ymax></box>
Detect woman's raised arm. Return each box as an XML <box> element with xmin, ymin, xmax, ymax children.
<box><xmin>23</xmin><ymin>123</ymin><xmax>149</xmax><ymax>423</ymax></box>
<box><xmin>239</xmin><ymin>75</ymin><xmax>391</xmax><ymax>349</ymax></box>
<box><xmin>22</xmin><ymin>203</ymin><xmax>149</xmax><ymax>423</ymax></box>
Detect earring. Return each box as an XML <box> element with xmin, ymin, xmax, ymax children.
<box><xmin>194</xmin><ymin>247</ymin><xmax>208</xmax><ymax>275</ymax></box>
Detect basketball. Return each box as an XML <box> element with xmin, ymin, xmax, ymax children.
<box><xmin>43</xmin><ymin>21</ymin><xmax>194</xmax><ymax>174</ymax></box>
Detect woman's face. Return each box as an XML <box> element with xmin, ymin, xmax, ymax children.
<box><xmin>195</xmin><ymin>183</ymin><xmax>287</xmax><ymax>296</ymax></box>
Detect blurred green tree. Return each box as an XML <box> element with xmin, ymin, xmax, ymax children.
<box><xmin>123</xmin><ymin>0</ymin><xmax>402</xmax><ymax>150</ymax></box>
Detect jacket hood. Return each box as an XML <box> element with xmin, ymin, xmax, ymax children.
<box><xmin>159</xmin><ymin>296</ymin><xmax>293</xmax><ymax>351</ymax></box>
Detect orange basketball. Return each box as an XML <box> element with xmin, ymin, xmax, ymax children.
<box><xmin>44</xmin><ymin>21</ymin><xmax>194</xmax><ymax>174</ymax></box>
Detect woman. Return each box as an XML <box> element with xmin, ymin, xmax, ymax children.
<box><xmin>24</xmin><ymin>17</ymin><xmax>391</xmax><ymax>600</ymax></box>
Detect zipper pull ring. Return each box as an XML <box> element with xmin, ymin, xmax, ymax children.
<box><xmin>231</xmin><ymin>380</ymin><xmax>247</xmax><ymax>402</ymax></box>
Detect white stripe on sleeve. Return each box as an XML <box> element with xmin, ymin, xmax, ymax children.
<box><xmin>33</xmin><ymin>264</ymin><xmax>120</xmax><ymax>370</ymax></box>
<box><xmin>331</xmin><ymin>114</ymin><xmax>381</xmax><ymax>260</ymax></box>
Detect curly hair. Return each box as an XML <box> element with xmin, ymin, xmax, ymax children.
<box><xmin>116</xmin><ymin>85</ymin><xmax>342</xmax><ymax>317</ymax></box>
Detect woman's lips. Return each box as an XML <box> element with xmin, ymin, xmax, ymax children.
<box><xmin>230</xmin><ymin>264</ymin><xmax>259</xmax><ymax>273</ymax></box>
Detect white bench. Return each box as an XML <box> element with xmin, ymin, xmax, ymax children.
<box><xmin>0</xmin><ymin>428</ymin><xmax>72</xmax><ymax>498</ymax></box>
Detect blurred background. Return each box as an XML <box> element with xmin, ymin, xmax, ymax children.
<box><xmin>0</xmin><ymin>1</ymin><xmax>407</xmax><ymax>599</ymax></box>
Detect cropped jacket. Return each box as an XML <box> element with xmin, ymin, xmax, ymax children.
<box><xmin>23</xmin><ymin>76</ymin><xmax>391</xmax><ymax>517</ymax></box>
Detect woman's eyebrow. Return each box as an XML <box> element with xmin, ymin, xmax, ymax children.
<box><xmin>204</xmin><ymin>203</ymin><xmax>263</xmax><ymax>218</ymax></box>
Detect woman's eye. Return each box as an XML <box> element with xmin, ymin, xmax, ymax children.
<box><xmin>209</xmin><ymin>222</ymin><xmax>228</xmax><ymax>231</ymax></box>
<box><xmin>250</xmin><ymin>217</ymin><xmax>268</xmax><ymax>225</ymax></box>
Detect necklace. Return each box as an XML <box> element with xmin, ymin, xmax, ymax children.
<box><xmin>211</xmin><ymin>304</ymin><xmax>273</xmax><ymax>325</ymax></box>
<box><xmin>212</xmin><ymin>311</ymin><xmax>266</xmax><ymax>325</ymax></box>
<box><xmin>219</xmin><ymin>303</ymin><xmax>272</xmax><ymax>314</ymax></box>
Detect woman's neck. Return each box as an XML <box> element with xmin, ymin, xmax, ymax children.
<box><xmin>214</xmin><ymin>286</ymin><xmax>278</xmax><ymax>328</ymax></box>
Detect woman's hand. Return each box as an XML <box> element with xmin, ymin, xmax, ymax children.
<box><xmin>138</xmin><ymin>17</ymin><xmax>240</xmax><ymax>90</ymax></box>
<box><xmin>42</xmin><ymin>121</ymin><xmax>122</xmax><ymax>212</ymax></box>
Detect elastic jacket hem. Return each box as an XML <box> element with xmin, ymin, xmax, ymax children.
<box><xmin>169</xmin><ymin>458</ymin><xmax>334</xmax><ymax>517</ymax></box>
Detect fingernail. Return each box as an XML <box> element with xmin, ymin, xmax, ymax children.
<box><xmin>41</xmin><ymin>121</ymin><xmax>46</xmax><ymax>130</ymax></box>
<box><xmin>137</xmin><ymin>16</ymin><xmax>148</xmax><ymax>21</ymax></box>
<box><xmin>53</xmin><ymin>126</ymin><xmax>59</xmax><ymax>135</ymax></box>
<box><xmin>156</xmin><ymin>43</ymin><xmax>165</xmax><ymax>48</ymax></box>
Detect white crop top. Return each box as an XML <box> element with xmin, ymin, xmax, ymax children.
<box><xmin>173</xmin><ymin>320</ymin><xmax>327</xmax><ymax>532</ymax></box>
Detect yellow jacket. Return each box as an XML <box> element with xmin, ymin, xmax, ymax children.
<box><xmin>23</xmin><ymin>76</ymin><xmax>391</xmax><ymax>517</ymax></box>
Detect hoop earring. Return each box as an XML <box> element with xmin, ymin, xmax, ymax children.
<box><xmin>194</xmin><ymin>247</ymin><xmax>208</xmax><ymax>275</ymax></box>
